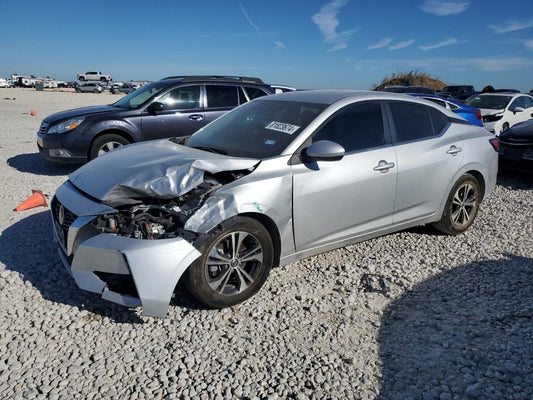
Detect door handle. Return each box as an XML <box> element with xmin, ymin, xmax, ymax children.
<box><xmin>189</xmin><ymin>114</ymin><xmax>203</xmax><ymax>121</ymax></box>
<box><xmin>446</xmin><ymin>145</ymin><xmax>462</xmax><ymax>156</ymax></box>
<box><xmin>373</xmin><ymin>160</ymin><xmax>395</xmax><ymax>173</ymax></box>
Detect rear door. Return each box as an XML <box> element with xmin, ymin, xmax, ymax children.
<box><xmin>140</xmin><ymin>85</ymin><xmax>204</xmax><ymax>140</ymax></box>
<box><xmin>203</xmin><ymin>85</ymin><xmax>248</xmax><ymax>125</ymax></box>
<box><xmin>292</xmin><ymin>101</ymin><xmax>397</xmax><ymax>251</ymax></box>
<box><xmin>388</xmin><ymin>101</ymin><xmax>464</xmax><ymax>224</ymax></box>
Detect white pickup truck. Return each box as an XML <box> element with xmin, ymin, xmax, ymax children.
<box><xmin>77</xmin><ymin>71</ymin><xmax>113</xmax><ymax>82</ymax></box>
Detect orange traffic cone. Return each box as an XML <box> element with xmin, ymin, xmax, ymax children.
<box><xmin>14</xmin><ymin>190</ymin><xmax>48</xmax><ymax>211</ymax></box>
<box><xmin>30</xmin><ymin>110</ymin><xmax>37</xmax><ymax>116</ymax></box>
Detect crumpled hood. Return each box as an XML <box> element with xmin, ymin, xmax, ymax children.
<box><xmin>69</xmin><ymin>139</ymin><xmax>260</xmax><ymax>204</ymax></box>
<box><xmin>44</xmin><ymin>105</ymin><xmax>118</xmax><ymax>123</ymax></box>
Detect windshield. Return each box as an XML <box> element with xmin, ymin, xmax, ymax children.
<box><xmin>466</xmin><ymin>95</ymin><xmax>512</xmax><ymax>110</ymax></box>
<box><xmin>112</xmin><ymin>81</ymin><xmax>173</xmax><ymax>109</ymax></box>
<box><xmin>186</xmin><ymin>99</ymin><xmax>327</xmax><ymax>158</ymax></box>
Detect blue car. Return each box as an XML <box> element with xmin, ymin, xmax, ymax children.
<box><xmin>409</xmin><ymin>93</ymin><xmax>483</xmax><ymax>127</ymax></box>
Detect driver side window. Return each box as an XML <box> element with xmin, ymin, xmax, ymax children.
<box><xmin>312</xmin><ymin>102</ymin><xmax>385</xmax><ymax>152</ymax></box>
<box><xmin>159</xmin><ymin>86</ymin><xmax>201</xmax><ymax>110</ymax></box>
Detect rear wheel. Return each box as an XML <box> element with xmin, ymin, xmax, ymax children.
<box><xmin>433</xmin><ymin>174</ymin><xmax>480</xmax><ymax>235</ymax></box>
<box><xmin>185</xmin><ymin>216</ymin><xmax>273</xmax><ymax>308</ymax></box>
<box><xmin>89</xmin><ymin>134</ymin><xmax>130</xmax><ymax>160</ymax></box>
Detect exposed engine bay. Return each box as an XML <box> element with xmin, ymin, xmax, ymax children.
<box><xmin>92</xmin><ymin>171</ymin><xmax>249</xmax><ymax>241</ymax></box>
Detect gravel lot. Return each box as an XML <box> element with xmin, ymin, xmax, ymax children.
<box><xmin>0</xmin><ymin>88</ymin><xmax>532</xmax><ymax>400</ymax></box>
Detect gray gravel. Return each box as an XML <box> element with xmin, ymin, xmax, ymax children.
<box><xmin>1</xmin><ymin>88</ymin><xmax>532</xmax><ymax>399</ymax></box>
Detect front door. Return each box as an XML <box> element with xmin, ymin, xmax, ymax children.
<box><xmin>141</xmin><ymin>85</ymin><xmax>205</xmax><ymax>140</ymax></box>
<box><xmin>292</xmin><ymin>101</ymin><xmax>396</xmax><ymax>252</ymax></box>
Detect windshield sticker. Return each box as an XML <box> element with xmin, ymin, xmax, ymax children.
<box><xmin>265</xmin><ymin>121</ymin><xmax>300</xmax><ymax>135</ymax></box>
<box><xmin>265</xmin><ymin>139</ymin><xmax>276</xmax><ymax>146</ymax></box>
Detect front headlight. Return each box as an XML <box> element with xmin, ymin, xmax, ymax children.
<box><xmin>48</xmin><ymin>117</ymin><xmax>85</xmax><ymax>134</ymax></box>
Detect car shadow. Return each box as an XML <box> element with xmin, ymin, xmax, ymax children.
<box><xmin>0</xmin><ymin>211</ymin><xmax>143</xmax><ymax>323</ymax></box>
<box><xmin>377</xmin><ymin>255</ymin><xmax>533</xmax><ymax>399</ymax></box>
<box><xmin>7</xmin><ymin>153</ymin><xmax>80</xmax><ymax>176</ymax></box>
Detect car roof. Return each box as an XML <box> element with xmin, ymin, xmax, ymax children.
<box><xmin>259</xmin><ymin>89</ymin><xmax>452</xmax><ymax>108</ymax></box>
<box><xmin>161</xmin><ymin>75</ymin><xmax>265</xmax><ymax>84</ymax></box>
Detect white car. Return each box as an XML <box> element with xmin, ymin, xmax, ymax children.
<box><xmin>0</xmin><ymin>78</ymin><xmax>10</xmax><ymax>88</ymax></box>
<box><xmin>75</xmin><ymin>82</ymin><xmax>103</xmax><ymax>93</ymax></box>
<box><xmin>77</xmin><ymin>71</ymin><xmax>113</xmax><ymax>82</ymax></box>
<box><xmin>466</xmin><ymin>92</ymin><xmax>533</xmax><ymax>135</ymax></box>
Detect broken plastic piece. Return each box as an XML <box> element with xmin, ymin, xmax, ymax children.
<box><xmin>360</xmin><ymin>273</ymin><xmax>390</xmax><ymax>295</ymax></box>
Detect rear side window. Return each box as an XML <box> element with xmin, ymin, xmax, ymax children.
<box><xmin>390</xmin><ymin>102</ymin><xmax>435</xmax><ymax>142</ymax></box>
<box><xmin>244</xmin><ymin>86</ymin><xmax>268</xmax><ymax>100</ymax></box>
<box><xmin>312</xmin><ymin>102</ymin><xmax>385</xmax><ymax>152</ymax></box>
<box><xmin>428</xmin><ymin>107</ymin><xmax>449</xmax><ymax>133</ymax></box>
<box><xmin>206</xmin><ymin>85</ymin><xmax>239</xmax><ymax>108</ymax></box>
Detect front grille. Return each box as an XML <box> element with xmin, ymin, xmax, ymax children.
<box><xmin>51</xmin><ymin>197</ymin><xmax>77</xmax><ymax>250</ymax></box>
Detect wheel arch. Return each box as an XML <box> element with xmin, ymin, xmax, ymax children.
<box><xmin>465</xmin><ymin>169</ymin><xmax>486</xmax><ymax>201</ymax></box>
<box><xmin>239</xmin><ymin>212</ymin><xmax>281</xmax><ymax>268</ymax></box>
<box><xmin>87</xmin><ymin>129</ymin><xmax>135</xmax><ymax>159</ymax></box>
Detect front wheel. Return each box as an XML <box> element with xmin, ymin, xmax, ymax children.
<box><xmin>89</xmin><ymin>134</ymin><xmax>130</xmax><ymax>160</ymax></box>
<box><xmin>433</xmin><ymin>174</ymin><xmax>481</xmax><ymax>235</ymax></box>
<box><xmin>184</xmin><ymin>216</ymin><xmax>274</xmax><ymax>308</ymax></box>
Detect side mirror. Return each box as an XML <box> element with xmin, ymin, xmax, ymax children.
<box><xmin>512</xmin><ymin>107</ymin><xmax>525</xmax><ymax>114</ymax></box>
<box><xmin>305</xmin><ymin>140</ymin><xmax>345</xmax><ymax>161</ymax></box>
<box><xmin>146</xmin><ymin>102</ymin><xmax>165</xmax><ymax>115</ymax></box>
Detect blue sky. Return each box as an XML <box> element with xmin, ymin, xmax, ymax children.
<box><xmin>1</xmin><ymin>0</ymin><xmax>532</xmax><ymax>91</ymax></box>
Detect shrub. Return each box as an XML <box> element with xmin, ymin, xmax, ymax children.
<box><xmin>374</xmin><ymin>71</ymin><xmax>446</xmax><ymax>91</ymax></box>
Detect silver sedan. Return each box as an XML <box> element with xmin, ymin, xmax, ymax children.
<box><xmin>51</xmin><ymin>90</ymin><xmax>499</xmax><ymax>317</ymax></box>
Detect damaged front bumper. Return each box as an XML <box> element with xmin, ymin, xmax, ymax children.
<box><xmin>52</xmin><ymin>181</ymin><xmax>201</xmax><ymax>317</ymax></box>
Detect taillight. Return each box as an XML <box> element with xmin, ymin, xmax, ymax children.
<box><xmin>475</xmin><ymin>108</ymin><xmax>482</xmax><ymax>121</ymax></box>
<box><xmin>489</xmin><ymin>138</ymin><xmax>500</xmax><ymax>151</ymax></box>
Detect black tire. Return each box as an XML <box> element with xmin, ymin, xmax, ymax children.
<box><xmin>185</xmin><ymin>216</ymin><xmax>273</xmax><ymax>308</ymax></box>
<box><xmin>432</xmin><ymin>174</ymin><xmax>481</xmax><ymax>235</ymax></box>
<box><xmin>89</xmin><ymin>134</ymin><xmax>130</xmax><ymax>160</ymax></box>
<box><xmin>78</xmin><ymin>76</ymin><xmax>85</xmax><ymax>81</ymax></box>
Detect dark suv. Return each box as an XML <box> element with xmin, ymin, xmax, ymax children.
<box><xmin>436</xmin><ymin>85</ymin><xmax>476</xmax><ymax>101</ymax></box>
<box><xmin>37</xmin><ymin>76</ymin><xmax>275</xmax><ymax>163</ymax></box>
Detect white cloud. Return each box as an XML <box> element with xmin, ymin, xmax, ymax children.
<box><xmin>368</xmin><ymin>38</ymin><xmax>392</xmax><ymax>50</ymax></box>
<box><xmin>389</xmin><ymin>40</ymin><xmax>416</xmax><ymax>50</ymax></box>
<box><xmin>274</xmin><ymin>41</ymin><xmax>286</xmax><ymax>49</ymax></box>
<box><xmin>419</xmin><ymin>38</ymin><xmax>459</xmax><ymax>51</ymax></box>
<box><xmin>488</xmin><ymin>19</ymin><xmax>533</xmax><ymax>34</ymax></box>
<box><xmin>420</xmin><ymin>1</ymin><xmax>469</xmax><ymax>16</ymax></box>
<box><xmin>467</xmin><ymin>57</ymin><xmax>533</xmax><ymax>72</ymax></box>
<box><xmin>329</xmin><ymin>43</ymin><xmax>347</xmax><ymax>52</ymax></box>
<box><xmin>526</xmin><ymin>40</ymin><xmax>533</xmax><ymax>51</ymax></box>
<box><xmin>239</xmin><ymin>2</ymin><xmax>259</xmax><ymax>32</ymax></box>
<box><xmin>312</xmin><ymin>0</ymin><xmax>355</xmax><ymax>52</ymax></box>
<box><xmin>350</xmin><ymin>56</ymin><xmax>533</xmax><ymax>73</ymax></box>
